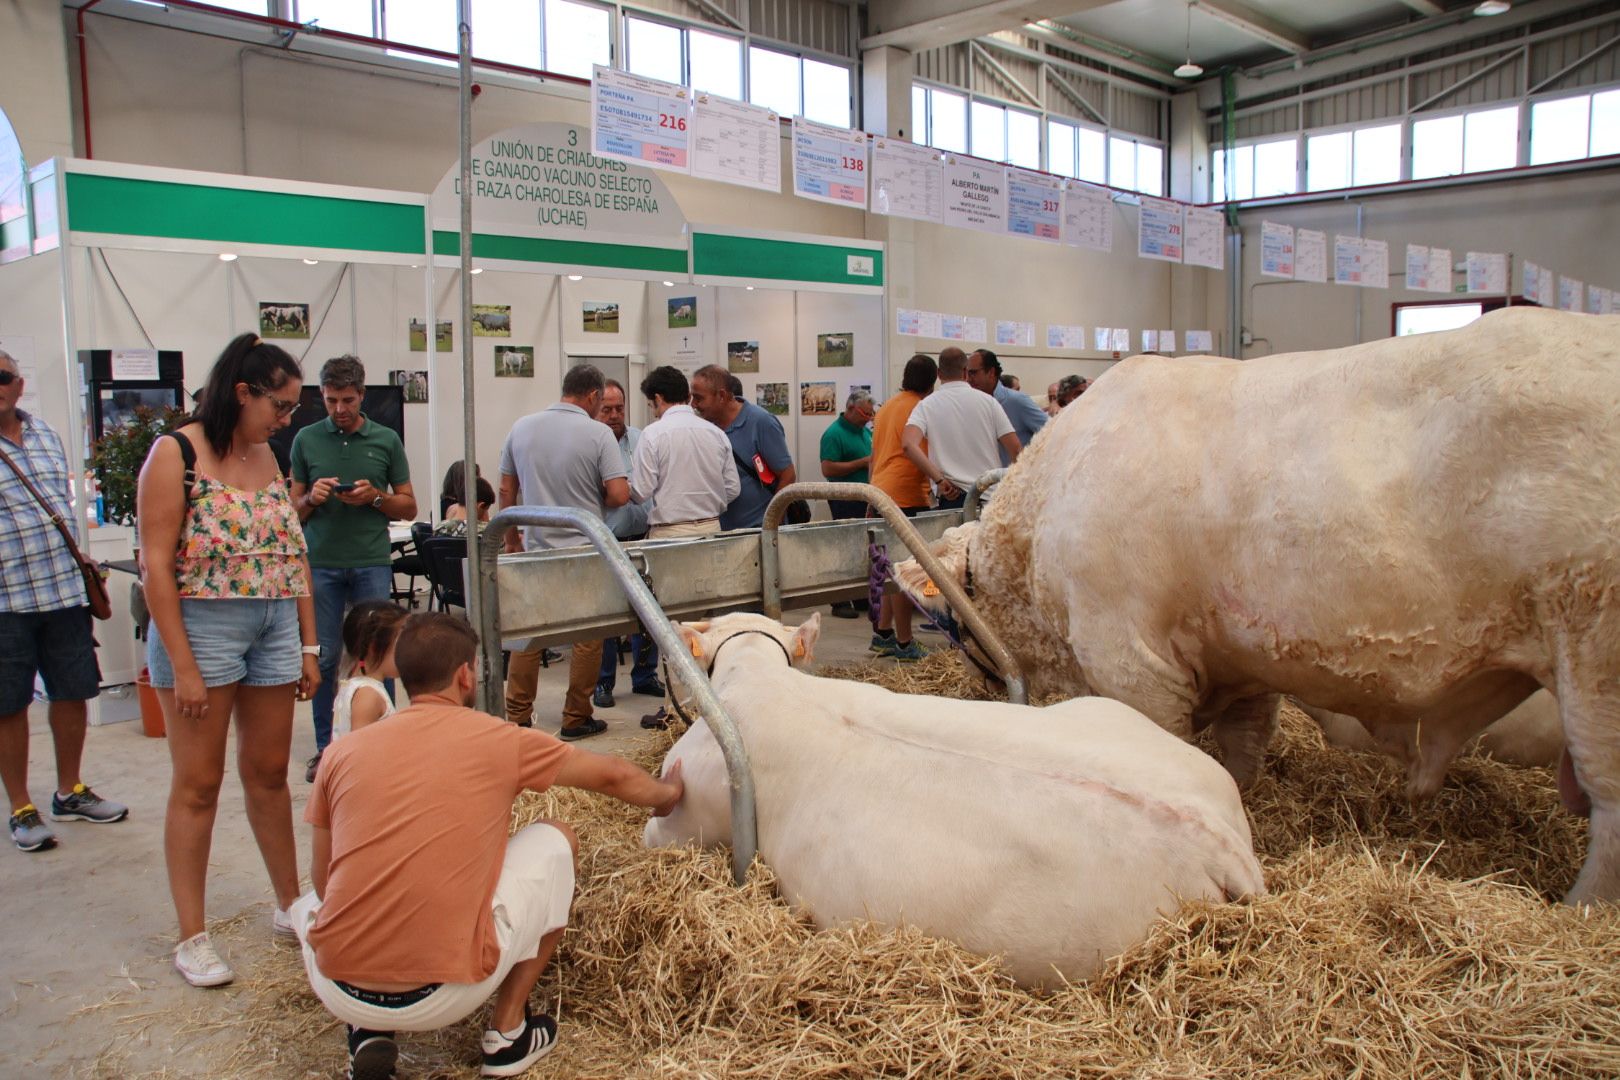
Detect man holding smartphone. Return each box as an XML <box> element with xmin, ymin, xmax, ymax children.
<box><xmin>291</xmin><ymin>356</ymin><xmax>416</xmax><ymax>781</ymax></box>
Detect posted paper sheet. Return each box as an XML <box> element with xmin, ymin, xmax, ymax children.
<box><xmin>871</xmin><ymin>139</ymin><xmax>944</xmax><ymax>224</ymax></box>
<box><xmin>1182</xmin><ymin>206</ymin><xmax>1224</xmax><ymax>270</ymax></box>
<box><xmin>1522</xmin><ymin>259</ymin><xmax>1542</xmax><ymax>304</ymax></box>
<box><xmin>1406</xmin><ymin>244</ymin><xmax>1431</xmax><ymax>292</ymax></box>
<box><xmin>792</xmin><ymin>118</ymin><xmax>868</xmax><ymax>209</ymax></box>
<box><xmin>1005</xmin><ymin>169</ymin><xmax>1062</xmax><ymax>242</ymax></box>
<box><xmin>942</xmin><ymin>155</ymin><xmax>1008</xmax><ymax>234</ymax></box>
<box><xmin>896</xmin><ymin>309</ymin><xmax>943</xmax><ymax>338</ymax></box>
<box><xmin>1137</xmin><ymin>197</ymin><xmax>1184</xmax><ymax>262</ymax></box>
<box><xmin>591</xmin><ymin>66</ymin><xmax>691</xmax><ymax>173</ymax></box>
<box><xmin>1046</xmin><ymin>324</ymin><xmax>1087</xmax><ymax>349</ymax></box>
<box><xmin>1294</xmin><ymin>229</ymin><xmax>1327</xmax><ymax>283</ymax></box>
<box><xmin>1062</xmin><ymin>181</ymin><xmax>1112</xmax><ymax>252</ymax></box>
<box><xmin>1260</xmin><ymin>221</ymin><xmax>1295</xmax><ymax>279</ymax></box>
<box><xmin>1184</xmin><ymin>330</ymin><xmax>1214</xmax><ymax>352</ymax></box>
<box><xmin>1559</xmin><ymin>276</ymin><xmax>1583</xmax><ymax>311</ymax></box>
<box><xmin>1360</xmin><ymin>239</ymin><xmax>1389</xmax><ymax>289</ymax></box>
<box><xmin>690</xmin><ymin>94</ymin><xmax>780</xmax><ymax>193</ymax></box>
<box><xmin>1426</xmin><ymin>247</ymin><xmax>1452</xmax><ymax>294</ymax></box>
<box><xmin>1333</xmin><ymin>235</ymin><xmax>1363</xmax><ymax>286</ymax></box>
<box><xmin>1466</xmin><ymin>251</ymin><xmax>1507</xmax><ymax>294</ymax></box>
<box><xmin>995</xmin><ymin>320</ymin><xmax>1035</xmax><ymax>347</ymax></box>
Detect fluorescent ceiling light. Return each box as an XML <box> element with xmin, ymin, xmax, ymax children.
<box><xmin>567</xmin><ymin>274</ymin><xmax>583</xmax><ymax>281</ymax></box>
<box><xmin>1474</xmin><ymin>1</ymin><xmax>1510</xmax><ymax>14</ymax></box>
<box><xmin>470</xmin><ymin>267</ymin><xmax>483</xmax><ymax>274</ymax></box>
<box><xmin>662</xmin><ymin>280</ymin><xmax>674</xmax><ymax>286</ymax></box>
<box><xmin>218</xmin><ymin>252</ymin><xmax>238</xmax><ymax>262</ymax></box>
<box><xmin>302</xmin><ymin>258</ymin><xmax>320</xmax><ymax>265</ymax></box>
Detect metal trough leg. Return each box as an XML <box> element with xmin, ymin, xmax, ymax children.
<box><xmin>963</xmin><ymin>468</ymin><xmax>1007</xmax><ymax>523</ymax></box>
<box><xmin>759</xmin><ymin>482</ymin><xmax>1028</xmax><ymax>706</ymax></box>
<box><xmin>478</xmin><ymin>508</ymin><xmax>758</xmax><ymax>886</ymax></box>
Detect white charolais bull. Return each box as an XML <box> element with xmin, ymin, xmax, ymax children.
<box><xmin>893</xmin><ymin>307</ymin><xmax>1620</xmax><ymax>904</ymax></box>
<box><xmin>1302</xmin><ymin>690</ymin><xmax>1565</xmax><ymax>770</ymax></box>
<box><xmin>644</xmin><ymin>612</ymin><xmax>1265</xmax><ymax>987</ymax></box>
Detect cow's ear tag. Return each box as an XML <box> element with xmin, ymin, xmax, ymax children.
<box><xmin>689</xmin><ymin>638</ymin><xmax>703</xmax><ymax>658</ymax></box>
<box><xmin>922</xmin><ymin>578</ymin><xmax>941</xmax><ymax>597</ymax></box>
<box><xmin>794</xmin><ymin>641</ymin><xmax>806</xmax><ymax>658</ymax></box>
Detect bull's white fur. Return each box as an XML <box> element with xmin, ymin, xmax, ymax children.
<box><xmin>894</xmin><ymin>308</ymin><xmax>1620</xmax><ymax>904</ymax></box>
<box><xmin>645</xmin><ymin>613</ymin><xmax>1266</xmax><ymax>987</ymax></box>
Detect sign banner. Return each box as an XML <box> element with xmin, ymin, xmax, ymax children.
<box><xmin>871</xmin><ymin>139</ymin><xmax>944</xmax><ymax>224</ymax></box>
<box><xmin>1005</xmin><ymin>168</ymin><xmax>1062</xmax><ymax>242</ymax></box>
<box><xmin>1260</xmin><ymin>221</ymin><xmax>1295</xmax><ymax>279</ymax></box>
<box><xmin>1137</xmin><ymin>197</ymin><xmax>1184</xmax><ymax>262</ymax></box>
<box><xmin>690</xmin><ymin>94</ymin><xmax>780</xmax><ymax>194</ymax></box>
<box><xmin>791</xmin><ymin>118</ymin><xmax>868</xmax><ymax>209</ymax></box>
<box><xmin>1183</xmin><ymin>206</ymin><xmax>1224</xmax><ymax>269</ymax></box>
<box><xmin>591</xmin><ymin>66</ymin><xmax>691</xmax><ymax>173</ymax></box>
<box><xmin>942</xmin><ymin>155</ymin><xmax>1008</xmax><ymax>234</ymax></box>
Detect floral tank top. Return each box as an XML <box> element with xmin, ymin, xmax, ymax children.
<box><xmin>176</xmin><ymin>473</ymin><xmax>310</xmax><ymax>599</ymax></box>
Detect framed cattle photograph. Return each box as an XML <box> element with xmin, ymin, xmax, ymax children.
<box><xmin>583</xmin><ymin>301</ymin><xmax>619</xmax><ymax>333</ymax></box>
<box><xmin>817</xmin><ymin>331</ymin><xmax>853</xmax><ymax>367</ymax></box>
<box><xmin>667</xmin><ymin>296</ymin><xmax>697</xmax><ymax>328</ymax></box>
<box><xmin>727</xmin><ymin>340</ymin><xmax>760</xmax><ymax>373</ymax></box>
<box><xmin>472</xmin><ymin>304</ymin><xmax>512</xmax><ymax>337</ymax></box>
<box><xmin>800</xmin><ymin>380</ymin><xmax>836</xmax><ymax>416</ymax></box>
<box><xmin>757</xmin><ymin>381</ymin><xmax>789</xmax><ymax>416</ymax></box>
<box><xmin>493</xmin><ymin>345</ymin><xmax>534</xmax><ymax>378</ymax></box>
<box><xmin>408</xmin><ymin>318</ymin><xmax>453</xmax><ymax>352</ymax></box>
<box><xmin>259</xmin><ymin>302</ymin><xmax>310</xmax><ymax>339</ymax></box>
<box><xmin>390</xmin><ymin>369</ymin><xmax>429</xmax><ymax>403</ymax></box>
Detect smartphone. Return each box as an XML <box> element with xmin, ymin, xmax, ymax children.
<box><xmin>331</xmin><ymin>482</ymin><xmax>357</xmax><ymax>494</ymax></box>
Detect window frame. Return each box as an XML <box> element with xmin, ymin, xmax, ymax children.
<box><xmin>1409</xmin><ymin>99</ymin><xmax>1525</xmax><ymax>180</ymax></box>
<box><xmin>622</xmin><ymin>10</ymin><xmax>687</xmax><ymax>85</ymax></box>
<box><xmin>1216</xmin><ymin>133</ymin><xmax>1303</xmax><ymax>201</ymax></box>
<box><xmin>1527</xmin><ymin>86</ymin><xmax>1613</xmax><ymax>164</ymax></box>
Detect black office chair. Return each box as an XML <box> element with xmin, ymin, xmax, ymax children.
<box><xmin>391</xmin><ymin>522</ymin><xmax>432</xmax><ymax>608</ymax></box>
<box><xmin>420</xmin><ymin>535</ymin><xmax>468</xmax><ymax>612</ymax></box>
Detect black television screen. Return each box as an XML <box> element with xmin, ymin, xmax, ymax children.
<box><xmin>270</xmin><ymin>385</ymin><xmax>405</xmax><ymax>468</ymax></box>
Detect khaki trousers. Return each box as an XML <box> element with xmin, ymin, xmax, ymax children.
<box><xmin>505</xmin><ymin>638</ymin><xmax>604</xmax><ymax>728</ymax></box>
<box><xmin>648</xmin><ymin>518</ymin><xmax>720</xmax><ymax>539</ymax></box>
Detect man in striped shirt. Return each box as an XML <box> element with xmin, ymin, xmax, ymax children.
<box><xmin>0</xmin><ymin>349</ymin><xmax>127</xmax><ymax>853</ymax></box>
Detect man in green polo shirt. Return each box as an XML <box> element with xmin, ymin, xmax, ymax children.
<box><xmin>819</xmin><ymin>388</ymin><xmax>874</xmax><ymax>617</ymax></box>
<box><xmin>290</xmin><ymin>356</ymin><xmax>416</xmax><ymax>779</ymax></box>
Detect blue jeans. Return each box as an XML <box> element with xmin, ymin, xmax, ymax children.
<box><xmin>311</xmin><ymin>565</ymin><xmax>394</xmax><ymax>751</ymax></box>
<box><xmin>599</xmin><ymin>634</ymin><xmax>658</xmax><ymax>691</ymax></box>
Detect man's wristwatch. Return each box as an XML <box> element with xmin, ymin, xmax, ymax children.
<box><xmin>372</xmin><ymin>493</ymin><xmax>385</xmax><ymax>510</ymax></box>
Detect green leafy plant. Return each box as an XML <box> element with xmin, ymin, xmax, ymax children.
<box><xmin>90</xmin><ymin>406</ymin><xmax>185</xmax><ymax>527</ymax></box>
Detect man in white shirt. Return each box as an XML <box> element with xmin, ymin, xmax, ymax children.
<box><xmin>901</xmin><ymin>347</ymin><xmax>1021</xmax><ymax>511</ymax></box>
<box><xmin>631</xmin><ymin>366</ymin><xmax>740</xmax><ymax>539</ymax></box>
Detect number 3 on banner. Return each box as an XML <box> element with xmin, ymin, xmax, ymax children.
<box><xmin>659</xmin><ymin>113</ymin><xmax>688</xmax><ymax>131</ymax></box>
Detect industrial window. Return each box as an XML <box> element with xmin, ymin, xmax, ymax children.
<box><xmin>1352</xmin><ymin>123</ymin><xmax>1401</xmax><ymax>185</ymax></box>
<box><xmin>383</xmin><ymin>2</ymin><xmax>455</xmax><ymax>65</ymax></box>
<box><xmin>625</xmin><ymin>16</ymin><xmax>683</xmax><ymax>84</ymax></box>
<box><xmin>970</xmin><ymin>101</ymin><xmax>1007</xmax><ymax>161</ymax></box>
<box><xmin>911</xmin><ymin>85</ymin><xmax>928</xmax><ymax>144</ymax></box>
<box><xmin>544</xmin><ymin>0</ymin><xmax>611</xmax><ymax>79</ymax></box>
<box><xmin>1216</xmin><ymin>137</ymin><xmax>1297</xmax><ymax>200</ymax></box>
<box><xmin>1048</xmin><ymin>118</ymin><xmax>1106</xmax><ymax>182</ymax></box>
<box><xmin>689</xmin><ymin>28</ymin><xmax>743</xmax><ymax>101</ymax></box>
<box><xmin>1048</xmin><ymin>120</ymin><xmax>1077</xmax><ymax>177</ymax></box>
<box><xmin>1395</xmin><ymin>302</ymin><xmax>1483</xmax><ymax>337</ymax></box>
<box><xmin>918</xmin><ymin>86</ymin><xmax>968</xmax><ymax>153</ymax></box>
<box><xmin>1304</xmin><ymin>123</ymin><xmax>1397</xmax><ymax>192</ymax></box>
<box><xmin>473</xmin><ymin>0</ymin><xmax>541</xmax><ymax>69</ymax></box>
<box><xmin>1530</xmin><ymin>88</ymin><xmax>1620</xmax><ymax>164</ymax></box>
<box><xmin>1075</xmin><ymin>125</ymin><xmax>1107</xmax><ymax>184</ymax></box>
<box><xmin>294</xmin><ymin>1</ymin><xmax>376</xmax><ymax>38</ymax></box>
<box><xmin>1413</xmin><ymin>105</ymin><xmax>1518</xmax><ymax>179</ymax></box>
<box><xmin>1110</xmin><ymin>136</ymin><xmax>1163</xmax><ymax>196</ymax></box>
<box><xmin>1006</xmin><ymin>108</ymin><xmax>1041</xmax><ymax>169</ymax></box>
<box><xmin>207</xmin><ymin>0</ymin><xmax>272</xmax><ymax>12</ymax></box>
<box><xmin>748</xmin><ymin>45</ymin><xmax>801</xmax><ymax>118</ymax></box>
<box><xmin>801</xmin><ymin>57</ymin><xmax>851</xmax><ymax>127</ymax></box>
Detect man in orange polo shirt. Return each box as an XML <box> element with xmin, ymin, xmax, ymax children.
<box><xmin>866</xmin><ymin>354</ymin><xmax>938</xmax><ymax>662</ymax></box>
<box><xmin>290</xmin><ymin>613</ymin><xmax>682</xmax><ymax>1080</ymax></box>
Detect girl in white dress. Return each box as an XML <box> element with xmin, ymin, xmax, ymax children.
<box><xmin>333</xmin><ymin>601</ymin><xmax>409</xmax><ymax>738</ymax></box>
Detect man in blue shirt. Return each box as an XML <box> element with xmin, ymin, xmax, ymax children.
<box><xmin>690</xmin><ymin>365</ymin><xmax>797</xmax><ymax>531</ymax></box>
<box><xmin>968</xmin><ymin>349</ymin><xmax>1046</xmax><ymax>466</ymax></box>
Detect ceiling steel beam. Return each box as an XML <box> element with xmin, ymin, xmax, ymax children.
<box><xmin>1192</xmin><ymin>0</ymin><xmax>1310</xmax><ymax>54</ymax></box>
<box><xmin>1395</xmin><ymin>0</ymin><xmax>1445</xmax><ymax>15</ymax></box>
<box><xmin>978</xmin><ymin>31</ymin><xmax>1175</xmax><ymax>97</ymax></box>
<box><xmin>1017</xmin><ymin>21</ymin><xmax>1183</xmax><ymax>86</ymax></box>
<box><xmin>1046</xmin><ymin>66</ymin><xmax>1108</xmax><ymax>123</ymax></box>
<box><xmin>862</xmin><ymin>0</ymin><xmax>1118</xmax><ymax>52</ymax></box>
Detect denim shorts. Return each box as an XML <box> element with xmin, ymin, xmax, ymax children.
<box><xmin>0</xmin><ymin>607</ymin><xmax>101</xmax><ymax>714</ymax></box>
<box><xmin>147</xmin><ymin>598</ymin><xmax>302</xmax><ymax>689</ymax></box>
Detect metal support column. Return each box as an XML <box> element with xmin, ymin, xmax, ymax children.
<box><xmin>479</xmin><ymin>507</ymin><xmax>758</xmax><ymax>885</ymax></box>
<box><xmin>759</xmin><ymin>483</ymin><xmax>1028</xmax><ymax>705</ymax></box>
<box><xmin>456</xmin><ymin>0</ymin><xmax>488</xmax><ymax>707</ymax></box>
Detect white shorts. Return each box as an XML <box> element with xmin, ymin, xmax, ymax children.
<box><xmin>291</xmin><ymin>822</ymin><xmax>575</xmax><ymax>1032</ymax></box>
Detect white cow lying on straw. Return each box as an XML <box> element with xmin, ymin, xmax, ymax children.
<box><xmin>645</xmin><ymin>612</ymin><xmax>1266</xmax><ymax>987</ymax></box>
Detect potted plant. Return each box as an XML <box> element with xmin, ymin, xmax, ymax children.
<box><xmin>89</xmin><ymin>405</ymin><xmax>184</xmax><ymax>737</ymax></box>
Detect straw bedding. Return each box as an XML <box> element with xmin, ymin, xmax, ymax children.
<box><xmin>170</xmin><ymin>651</ymin><xmax>1618</xmax><ymax>1079</ymax></box>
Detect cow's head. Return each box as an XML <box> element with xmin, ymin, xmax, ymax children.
<box><xmin>675</xmin><ymin>612</ymin><xmax>822</xmax><ymax>678</ymax></box>
<box><xmin>892</xmin><ymin>523</ymin><xmax>978</xmax><ymax>616</ymax></box>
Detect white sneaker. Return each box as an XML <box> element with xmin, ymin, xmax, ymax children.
<box><xmin>272</xmin><ymin>906</ymin><xmax>297</xmax><ymax>939</ymax></box>
<box><xmin>174</xmin><ymin>931</ymin><xmax>235</xmax><ymax>988</ymax></box>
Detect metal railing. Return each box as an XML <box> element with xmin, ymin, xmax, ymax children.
<box><xmin>759</xmin><ymin>482</ymin><xmax>1028</xmax><ymax>706</ymax></box>
<box><xmin>963</xmin><ymin>468</ymin><xmax>1007</xmax><ymax>523</ymax></box>
<box><xmin>478</xmin><ymin>507</ymin><xmax>758</xmax><ymax>885</ymax></box>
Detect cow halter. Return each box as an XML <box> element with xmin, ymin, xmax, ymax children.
<box><xmin>662</xmin><ymin>629</ymin><xmax>796</xmax><ymax>728</ymax></box>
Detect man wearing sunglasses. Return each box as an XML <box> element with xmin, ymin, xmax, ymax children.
<box><xmin>289</xmin><ymin>355</ymin><xmax>416</xmax><ymax>782</ymax></box>
<box><xmin>0</xmin><ymin>350</ymin><xmax>128</xmax><ymax>853</ymax></box>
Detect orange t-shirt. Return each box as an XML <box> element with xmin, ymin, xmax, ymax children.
<box><xmin>304</xmin><ymin>697</ymin><xmax>572</xmax><ymax>984</ymax></box>
<box><xmin>870</xmin><ymin>390</ymin><xmax>931</xmax><ymax>510</ymax></box>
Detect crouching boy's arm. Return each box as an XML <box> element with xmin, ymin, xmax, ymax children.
<box><xmin>554</xmin><ymin>753</ymin><xmax>683</xmax><ymax>817</ymax></box>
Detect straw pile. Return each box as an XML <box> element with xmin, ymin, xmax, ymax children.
<box><xmin>158</xmin><ymin>651</ymin><xmax>1619</xmax><ymax>1079</ymax></box>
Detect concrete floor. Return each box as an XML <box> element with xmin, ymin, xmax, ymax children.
<box><xmin>0</xmin><ymin>604</ymin><xmax>887</xmax><ymax>1078</ymax></box>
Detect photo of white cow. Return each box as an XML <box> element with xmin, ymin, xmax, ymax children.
<box><xmin>667</xmin><ymin>296</ymin><xmax>697</xmax><ymax>328</ymax></box>
<box><xmin>817</xmin><ymin>331</ymin><xmax>853</xmax><ymax>368</ymax></box>
<box><xmin>493</xmin><ymin>345</ymin><xmax>534</xmax><ymax>378</ymax></box>
<box><xmin>258</xmin><ymin>302</ymin><xmax>310</xmax><ymax>339</ymax></box>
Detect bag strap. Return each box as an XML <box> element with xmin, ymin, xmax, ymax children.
<box><xmin>731</xmin><ymin>449</ymin><xmax>778</xmax><ymax>493</ymax></box>
<box><xmin>166</xmin><ymin>431</ymin><xmax>198</xmax><ymax>508</ymax></box>
<box><xmin>0</xmin><ymin>441</ymin><xmax>95</xmax><ymax>567</ymax></box>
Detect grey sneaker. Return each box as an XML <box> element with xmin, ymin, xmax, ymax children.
<box><xmin>9</xmin><ymin>806</ymin><xmax>57</xmax><ymax>852</ymax></box>
<box><xmin>885</xmin><ymin>640</ymin><xmax>926</xmax><ymax>662</ymax></box>
<box><xmin>869</xmin><ymin>633</ymin><xmax>896</xmax><ymax>653</ymax></box>
<box><xmin>49</xmin><ymin>784</ymin><xmax>129</xmax><ymax>824</ymax></box>
<box><xmin>304</xmin><ymin>751</ymin><xmax>323</xmax><ymax>783</ymax></box>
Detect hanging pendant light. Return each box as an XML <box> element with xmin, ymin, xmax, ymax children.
<box><xmin>1175</xmin><ymin>2</ymin><xmax>1204</xmax><ymax>79</ymax></box>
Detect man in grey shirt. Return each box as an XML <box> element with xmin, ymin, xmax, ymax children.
<box><xmin>498</xmin><ymin>364</ymin><xmax>629</xmax><ymax>739</ymax></box>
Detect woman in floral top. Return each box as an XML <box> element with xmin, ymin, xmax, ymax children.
<box><xmin>137</xmin><ymin>333</ymin><xmax>320</xmax><ymax>990</ymax></box>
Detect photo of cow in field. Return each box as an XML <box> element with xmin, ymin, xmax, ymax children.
<box><xmin>471</xmin><ymin>304</ymin><xmax>512</xmax><ymax>337</ymax></box>
<box><xmin>494</xmin><ymin>345</ymin><xmax>534</xmax><ymax>378</ymax></box>
<box><xmin>817</xmin><ymin>332</ymin><xmax>853</xmax><ymax>367</ymax></box>
<box><xmin>667</xmin><ymin>296</ymin><xmax>697</xmax><ymax>328</ymax></box>
<box><xmin>800</xmin><ymin>381</ymin><xmax>836</xmax><ymax>416</ymax></box>
<box><xmin>727</xmin><ymin>340</ymin><xmax>760</xmax><ymax>373</ymax></box>
<box><xmin>258</xmin><ymin>302</ymin><xmax>310</xmax><ymax>339</ymax></box>
<box><xmin>584</xmin><ymin>302</ymin><xmax>619</xmax><ymax>333</ymax></box>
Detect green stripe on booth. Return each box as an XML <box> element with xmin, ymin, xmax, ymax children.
<box><xmin>431</xmin><ymin>230</ymin><xmax>686</xmax><ymax>273</ymax></box>
<box><xmin>692</xmin><ymin>233</ymin><xmax>883</xmax><ymax>287</ymax></box>
<box><xmin>65</xmin><ymin>174</ymin><xmax>425</xmax><ymax>254</ymax></box>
